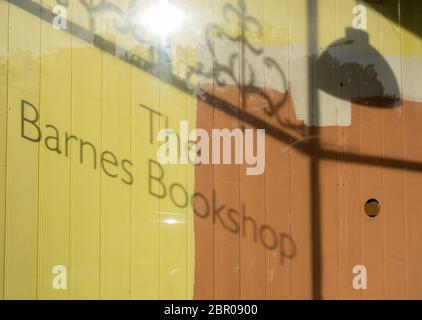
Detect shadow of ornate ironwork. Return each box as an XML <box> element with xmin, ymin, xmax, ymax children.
<box><xmin>186</xmin><ymin>0</ymin><xmax>289</xmax><ymax>127</ymax></box>
<box><xmin>7</xmin><ymin>0</ymin><xmax>422</xmax><ymax>169</ymax></box>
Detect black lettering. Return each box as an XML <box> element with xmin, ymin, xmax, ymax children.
<box><xmin>101</xmin><ymin>150</ymin><xmax>118</xmax><ymax>178</ymax></box>
<box><xmin>45</xmin><ymin>125</ymin><xmax>62</xmax><ymax>154</ymax></box>
<box><xmin>80</xmin><ymin>139</ymin><xmax>97</xmax><ymax>169</ymax></box>
<box><xmin>65</xmin><ymin>132</ymin><xmax>77</xmax><ymax>157</ymax></box>
<box><xmin>21</xmin><ymin>100</ymin><xmax>41</xmax><ymax>143</ymax></box>
<box><xmin>242</xmin><ymin>204</ymin><xmax>258</xmax><ymax>243</ymax></box>
<box><xmin>212</xmin><ymin>190</ymin><xmax>228</xmax><ymax>229</ymax></box>
<box><xmin>170</xmin><ymin>183</ymin><xmax>188</xmax><ymax>208</ymax></box>
<box><xmin>259</xmin><ymin>225</ymin><xmax>278</xmax><ymax>250</ymax></box>
<box><xmin>139</xmin><ymin>104</ymin><xmax>162</xmax><ymax>144</ymax></box>
<box><xmin>227</xmin><ymin>208</ymin><xmax>240</xmax><ymax>233</ymax></box>
<box><xmin>149</xmin><ymin>159</ymin><xmax>166</xmax><ymax>198</ymax></box>
<box><xmin>280</xmin><ymin>233</ymin><xmax>296</xmax><ymax>265</ymax></box>
<box><xmin>121</xmin><ymin>159</ymin><xmax>134</xmax><ymax>185</ymax></box>
<box><xmin>191</xmin><ymin>193</ymin><xmax>210</xmax><ymax>219</ymax></box>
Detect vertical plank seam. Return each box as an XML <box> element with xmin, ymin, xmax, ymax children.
<box><xmin>36</xmin><ymin>0</ymin><xmax>42</xmax><ymax>300</ymax></box>
<box><xmin>287</xmin><ymin>0</ymin><xmax>292</xmax><ymax>300</ymax></box>
<box><xmin>263</xmin><ymin>0</ymin><xmax>267</xmax><ymax>300</ymax></box>
<box><xmin>379</xmin><ymin>8</ymin><xmax>387</xmax><ymax>299</ymax></box>
<box><xmin>398</xmin><ymin>0</ymin><xmax>409</xmax><ymax>299</ymax></box>
<box><xmin>334</xmin><ymin>0</ymin><xmax>341</xmax><ymax>300</ymax></box>
<box><xmin>68</xmin><ymin>0</ymin><xmax>73</xmax><ymax>300</ymax></box>
<box><xmin>212</xmin><ymin>0</ymin><xmax>216</xmax><ymax>300</ymax></box>
<box><xmin>68</xmin><ymin>0</ymin><xmax>74</xmax><ymax>300</ymax></box>
<box><xmin>129</xmin><ymin>34</ymin><xmax>133</xmax><ymax>301</ymax></box>
<box><xmin>2</xmin><ymin>0</ymin><xmax>11</xmax><ymax>300</ymax></box>
<box><xmin>98</xmin><ymin>8</ymin><xmax>104</xmax><ymax>300</ymax></box>
<box><xmin>357</xmin><ymin>8</ymin><xmax>363</xmax><ymax>299</ymax></box>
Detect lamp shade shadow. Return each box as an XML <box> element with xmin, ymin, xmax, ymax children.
<box><xmin>315</xmin><ymin>28</ymin><xmax>401</xmax><ymax>108</ymax></box>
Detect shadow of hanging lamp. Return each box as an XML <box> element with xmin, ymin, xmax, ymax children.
<box><xmin>315</xmin><ymin>27</ymin><xmax>401</xmax><ymax>108</ymax></box>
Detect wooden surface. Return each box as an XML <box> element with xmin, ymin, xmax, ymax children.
<box><xmin>0</xmin><ymin>0</ymin><xmax>422</xmax><ymax>300</ymax></box>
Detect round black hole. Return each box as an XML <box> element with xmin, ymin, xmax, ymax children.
<box><xmin>364</xmin><ymin>199</ymin><xmax>381</xmax><ymax>218</ymax></box>
<box><xmin>340</xmin><ymin>82</ymin><xmax>344</xmax><ymax>87</ymax></box>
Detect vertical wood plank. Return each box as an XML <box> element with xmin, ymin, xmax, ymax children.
<box><xmin>379</xmin><ymin>0</ymin><xmax>407</xmax><ymax>299</ymax></box>
<box><xmin>37</xmin><ymin>0</ymin><xmax>72</xmax><ymax>300</ymax></box>
<box><xmin>185</xmin><ymin>0</ymin><xmax>201</xmax><ymax>298</ymax></box>
<box><xmin>401</xmin><ymin>0</ymin><xmax>422</xmax><ymax>299</ymax></box>
<box><xmin>336</xmin><ymin>0</ymin><xmax>363</xmax><ymax>300</ymax></box>
<box><xmin>158</xmin><ymin>23</ymin><xmax>190</xmax><ymax>298</ymax></box>
<box><xmin>192</xmin><ymin>0</ymin><xmax>216</xmax><ymax>300</ymax></box>
<box><xmin>69</xmin><ymin>0</ymin><xmax>102</xmax><ymax>299</ymax></box>
<box><xmin>0</xmin><ymin>0</ymin><xmax>9</xmax><ymax>300</ymax></box>
<box><xmin>131</xmin><ymin>68</ymin><xmax>160</xmax><ymax>299</ymax></box>
<box><xmin>288</xmin><ymin>0</ymin><xmax>313</xmax><ymax>299</ymax></box>
<box><xmin>314</xmin><ymin>0</ymin><xmax>340</xmax><ymax>299</ymax></box>
<box><xmin>99</xmin><ymin>0</ymin><xmax>132</xmax><ymax>299</ymax></box>
<box><xmin>239</xmin><ymin>0</ymin><xmax>266</xmax><ymax>300</ymax></box>
<box><xmin>263</xmin><ymin>0</ymin><xmax>293</xmax><ymax>299</ymax></box>
<box><xmin>5</xmin><ymin>2</ymin><xmax>41</xmax><ymax>299</ymax></box>
<box><xmin>212</xmin><ymin>0</ymin><xmax>241</xmax><ymax>300</ymax></box>
<box><xmin>359</xmin><ymin>4</ymin><xmax>385</xmax><ymax>300</ymax></box>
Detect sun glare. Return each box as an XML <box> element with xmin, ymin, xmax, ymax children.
<box><xmin>140</xmin><ymin>0</ymin><xmax>186</xmax><ymax>39</ymax></box>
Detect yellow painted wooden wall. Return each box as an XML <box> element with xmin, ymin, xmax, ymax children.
<box><xmin>1</xmin><ymin>0</ymin><xmax>422</xmax><ymax>300</ymax></box>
